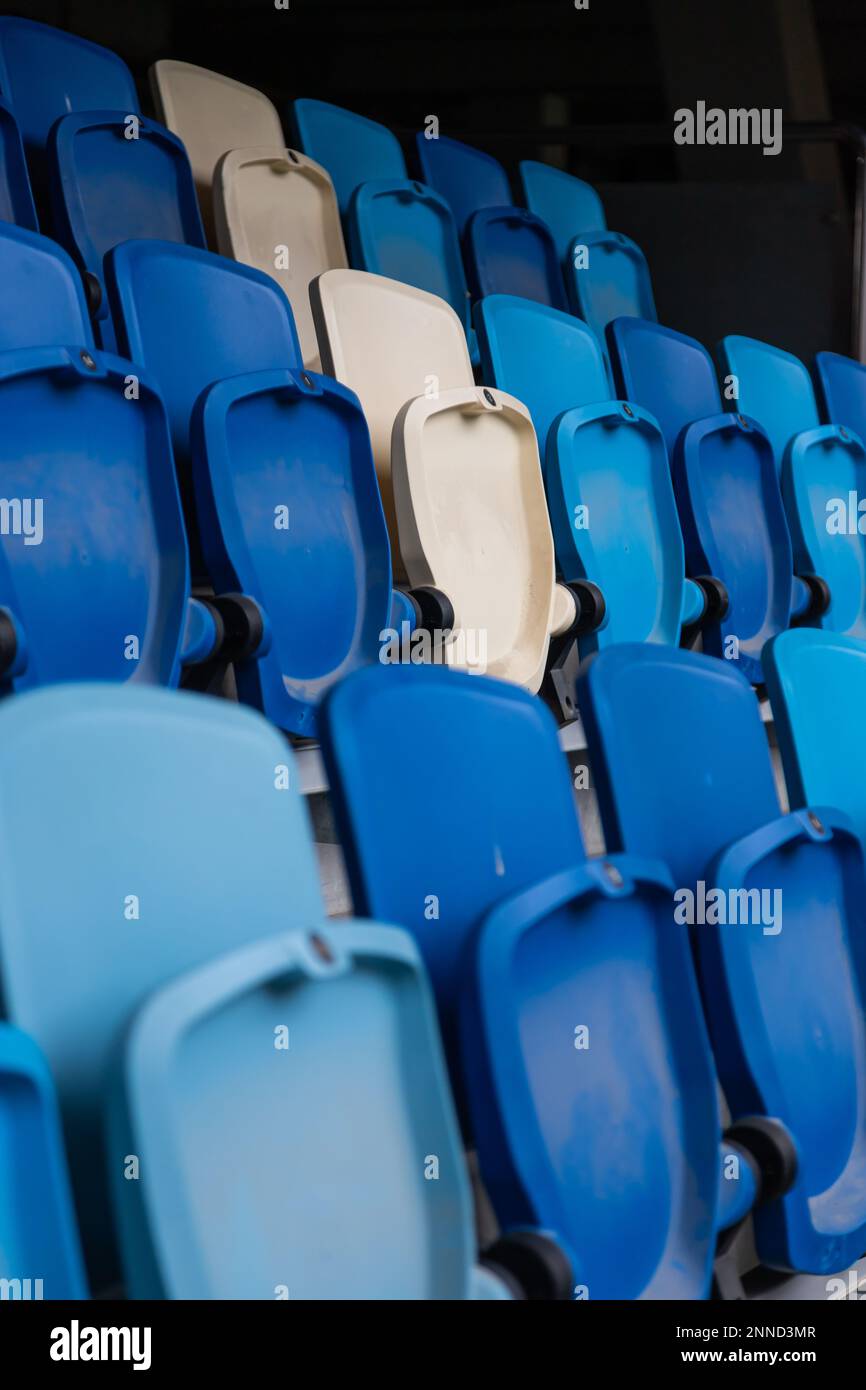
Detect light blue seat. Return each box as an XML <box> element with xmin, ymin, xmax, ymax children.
<box><xmin>290</xmin><ymin>99</ymin><xmax>407</xmax><ymax>215</ymax></box>
<box><xmin>475</xmin><ymin>295</ymin><xmax>705</xmax><ymax>650</ymax></box>
<box><xmin>566</xmin><ymin>229</ymin><xmax>656</xmax><ymax>346</ymax></box>
<box><xmin>0</xmin><ymin>1024</ymin><xmax>87</xmax><ymax>1299</ymax></box>
<box><xmin>609</xmin><ymin>318</ymin><xmax>803</xmax><ymax>682</ymax></box>
<box><xmin>0</xmin><ymin>221</ymin><xmax>93</xmax><ymax>349</ymax></box>
<box><xmin>47</xmin><ymin>111</ymin><xmax>205</xmax><ymax>350</ymax></box>
<box><xmin>191</xmin><ymin>367</ymin><xmax>409</xmax><ymax>736</ymax></box>
<box><xmin>0</xmin><ymin>684</ymin><xmax>325</xmax><ymax>1288</ymax></box>
<box><xmin>321</xmin><ymin>662</ymin><xmax>757</xmax><ymax>1298</ymax></box>
<box><xmin>0</xmin><ymin>97</ymin><xmax>37</xmax><ymax>230</ymax></box>
<box><xmin>415</xmin><ymin>132</ymin><xmax>512</xmax><ymax>239</ymax></box>
<box><xmin>579</xmin><ymin>643</ymin><xmax>866</xmax><ymax>1276</ymax></box>
<box><xmin>518</xmin><ymin>159</ymin><xmax>606</xmax><ymax>265</ymax></box>
<box><xmin>347</xmin><ymin>177</ymin><xmax>478</xmax><ymax>363</ymax></box>
<box><xmin>110</xmin><ymin>927</ymin><xmax>510</xmax><ymax>1300</ymax></box>
<box><xmin>721</xmin><ymin>335</ymin><xmax>866</xmax><ymax>640</ymax></box>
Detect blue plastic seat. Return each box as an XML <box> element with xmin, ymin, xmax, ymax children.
<box><xmin>720</xmin><ymin>335</ymin><xmax>866</xmax><ymax>639</ymax></box>
<box><xmin>191</xmin><ymin>367</ymin><xmax>406</xmax><ymax>736</ymax></box>
<box><xmin>609</xmin><ymin>318</ymin><xmax>798</xmax><ymax>682</ymax></box>
<box><xmin>0</xmin><ymin>683</ymin><xmax>328</xmax><ymax>1288</ymax></box>
<box><xmin>321</xmin><ymin>662</ymin><xmax>754</xmax><ymax>1298</ymax></box>
<box><xmin>347</xmin><ymin>177</ymin><xmax>478</xmax><ymax>362</ymax></box>
<box><xmin>47</xmin><ymin>111</ymin><xmax>205</xmax><ymax>350</ymax></box>
<box><xmin>415</xmin><ymin>133</ymin><xmax>512</xmax><ymax>239</ymax></box>
<box><xmin>466</xmin><ymin>205</ymin><xmax>567</xmax><ymax>309</ymax></box>
<box><xmin>764</xmin><ymin>629</ymin><xmax>866</xmax><ymax>857</ymax></box>
<box><xmin>578</xmin><ymin>642</ymin><xmax>866</xmax><ymax>1276</ymax></box>
<box><xmin>0</xmin><ymin>97</ymin><xmax>37</xmax><ymax>229</ymax></box>
<box><xmin>0</xmin><ymin>343</ymin><xmax>219</xmax><ymax>693</ymax></box>
<box><xmin>111</xmin><ymin>927</ymin><xmax>509</xmax><ymax>1300</ymax></box>
<box><xmin>290</xmin><ymin>99</ymin><xmax>407</xmax><ymax>215</ymax></box>
<box><xmin>475</xmin><ymin>295</ymin><xmax>704</xmax><ymax>650</ymax></box>
<box><xmin>0</xmin><ymin>1023</ymin><xmax>87</xmax><ymax>1299</ymax></box>
<box><xmin>518</xmin><ymin>159</ymin><xmax>606</xmax><ymax>265</ymax></box>
<box><xmin>0</xmin><ymin>17</ymin><xmax>137</xmax><ymax>204</ymax></box>
<box><xmin>815</xmin><ymin>349</ymin><xmax>866</xmax><ymax>440</ymax></box>
<box><xmin>566</xmin><ymin>230</ymin><xmax>656</xmax><ymax>346</ymax></box>
<box><xmin>0</xmin><ymin>222</ymin><xmax>93</xmax><ymax>349</ymax></box>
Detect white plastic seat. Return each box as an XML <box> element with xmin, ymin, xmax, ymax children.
<box><xmin>150</xmin><ymin>60</ymin><xmax>284</xmax><ymax>243</ymax></box>
<box><xmin>214</xmin><ymin>146</ymin><xmax>346</xmax><ymax>371</ymax></box>
<box><xmin>311</xmin><ymin>269</ymin><xmax>474</xmax><ymax>570</ymax></box>
<box><xmin>392</xmin><ymin>386</ymin><xmax>576</xmax><ymax>691</ymax></box>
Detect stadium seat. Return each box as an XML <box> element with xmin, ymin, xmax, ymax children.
<box><xmin>609</xmin><ymin>318</ymin><xmax>807</xmax><ymax>682</ymax></box>
<box><xmin>392</xmin><ymin>384</ymin><xmax>577</xmax><ymax>689</ymax></box>
<box><xmin>347</xmin><ymin>177</ymin><xmax>478</xmax><ymax>363</ymax></box>
<box><xmin>415</xmin><ymin>132</ymin><xmax>512</xmax><ymax>239</ymax></box>
<box><xmin>310</xmin><ymin>269</ymin><xmax>474</xmax><ymax>569</ymax></box>
<box><xmin>721</xmin><ymin>335</ymin><xmax>866</xmax><ymax>639</ymax></box>
<box><xmin>476</xmin><ymin>295</ymin><xmax>706</xmax><ymax>651</ymax></box>
<box><xmin>0</xmin><ymin>342</ymin><xmax>221</xmax><ymax>693</ymax></box>
<box><xmin>764</xmin><ymin>629</ymin><xmax>866</xmax><ymax>856</ymax></box>
<box><xmin>0</xmin><ymin>97</ymin><xmax>37</xmax><ymax>230</ymax></box>
<box><xmin>291</xmin><ymin>99</ymin><xmax>407</xmax><ymax>215</ymax></box>
<box><xmin>518</xmin><ymin>159</ymin><xmax>606</xmax><ymax>265</ymax></box>
<box><xmin>0</xmin><ymin>17</ymin><xmax>138</xmax><ymax>206</ymax></box>
<box><xmin>578</xmin><ymin>642</ymin><xmax>866</xmax><ymax>1276</ymax></box>
<box><xmin>151</xmin><ymin>60</ymin><xmax>284</xmax><ymax>244</ymax></box>
<box><xmin>815</xmin><ymin>349</ymin><xmax>866</xmax><ymax>440</ymax></box>
<box><xmin>321</xmin><ymin>662</ymin><xmax>763</xmax><ymax>1298</ymax></box>
<box><xmin>110</xmin><ymin>927</ymin><xmax>513</xmax><ymax>1300</ymax></box>
<box><xmin>47</xmin><ymin>112</ymin><xmax>206</xmax><ymax>349</ymax></box>
<box><xmin>0</xmin><ymin>684</ymin><xmax>330</xmax><ymax>1288</ymax></box>
<box><xmin>0</xmin><ymin>1024</ymin><xmax>87</xmax><ymax>1299</ymax></box>
<box><xmin>566</xmin><ymin>229</ymin><xmax>656</xmax><ymax>346</ymax></box>
<box><xmin>466</xmin><ymin>206</ymin><xmax>567</xmax><ymax>308</ymax></box>
<box><xmin>213</xmin><ymin>146</ymin><xmax>347</xmax><ymax>371</ymax></box>
<box><xmin>191</xmin><ymin>366</ymin><xmax>408</xmax><ymax>735</ymax></box>
<box><xmin>0</xmin><ymin>222</ymin><xmax>93</xmax><ymax>349</ymax></box>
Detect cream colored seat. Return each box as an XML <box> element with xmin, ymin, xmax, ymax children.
<box><xmin>311</xmin><ymin>270</ymin><xmax>474</xmax><ymax>572</ymax></box>
<box><xmin>150</xmin><ymin>60</ymin><xmax>284</xmax><ymax>244</ymax></box>
<box><xmin>214</xmin><ymin>147</ymin><xmax>346</xmax><ymax>372</ymax></box>
<box><xmin>392</xmin><ymin>386</ymin><xmax>577</xmax><ymax>692</ymax></box>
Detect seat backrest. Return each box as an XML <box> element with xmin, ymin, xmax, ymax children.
<box><xmin>608</xmin><ymin>317</ymin><xmax>721</xmax><ymax>457</ymax></box>
<box><xmin>518</xmin><ymin>159</ymin><xmax>606</xmax><ymax>263</ymax></box>
<box><xmin>151</xmin><ymin>60</ymin><xmax>284</xmax><ymax>244</ymax></box>
<box><xmin>415</xmin><ymin>133</ymin><xmax>511</xmax><ymax>238</ymax></box>
<box><xmin>0</xmin><ymin>345</ymin><xmax>189</xmax><ymax>692</ymax></box>
<box><xmin>815</xmin><ymin>350</ymin><xmax>866</xmax><ymax>439</ymax></box>
<box><xmin>764</xmin><ymin>629</ymin><xmax>866</xmax><ymax>851</ymax></box>
<box><xmin>567</xmin><ymin>230</ymin><xmax>656</xmax><ymax>346</ymax></box>
<box><xmin>291</xmin><ymin>99</ymin><xmax>406</xmax><ymax>215</ymax></box>
<box><xmin>111</xmin><ymin>926</ymin><xmax>481</xmax><ymax>1299</ymax></box>
<box><xmin>0</xmin><ymin>97</ymin><xmax>37</xmax><ymax>230</ymax></box>
<box><xmin>467</xmin><ymin>206</ymin><xmax>567</xmax><ymax>310</ymax></box>
<box><xmin>0</xmin><ymin>222</ymin><xmax>93</xmax><ymax>349</ymax></box>
<box><xmin>191</xmin><ymin>366</ymin><xmax>393</xmax><ymax>736</ymax></box>
<box><xmin>311</xmin><ymin>269</ymin><xmax>474</xmax><ymax>554</ymax></box>
<box><xmin>0</xmin><ymin>1023</ymin><xmax>87</xmax><ymax>1298</ymax></box>
<box><xmin>106</xmin><ymin>239</ymin><xmax>301</xmax><ymax>470</ymax></box>
<box><xmin>320</xmin><ymin>664</ymin><xmax>584</xmax><ymax>1055</ymax></box>
<box><xmin>213</xmin><ymin>146</ymin><xmax>347</xmax><ymax>372</ymax></box>
<box><xmin>719</xmin><ymin>335</ymin><xmax>821</xmax><ymax>474</ymax></box>
<box><xmin>0</xmin><ymin>682</ymin><xmax>324</xmax><ymax>1287</ymax></box>
<box><xmin>475</xmin><ymin>294</ymin><xmax>610</xmax><ymax>453</ymax></box>
<box><xmin>48</xmin><ymin>112</ymin><xmax>205</xmax><ymax>346</ymax></box>
<box><xmin>579</xmin><ymin>644</ymin><xmax>779</xmax><ymax>889</ymax></box>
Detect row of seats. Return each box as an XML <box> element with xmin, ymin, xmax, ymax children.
<box><xmin>6</xmin><ymin>626</ymin><xmax>866</xmax><ymax>1297</ymax></box>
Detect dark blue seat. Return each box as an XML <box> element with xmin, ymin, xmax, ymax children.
<box><xmin>608</xmin><ymin>317</ymin><xmax>802</xmax><ymax>682</ymax></box>
<box><xmin>415</xmin><ymin>132</ymin><xmax>512</xmax><ymax>239</ymax></box>
<box><xmin>466</xmin><ymin>205</ymin><xmax>567</xmax><ymax>309</ymax></box>
<box><xmin>0</xmin><ymin>97</ymin><xmax>37</xmax><ymax>230</ymax></box>
<box><xmin>321</xmin><ymin>662</ymin><xmax>760</xmax><ymax>1298</ymax></box>
<box><xmin>475</xmin><ymin>294</ymin><xmax>705</xmax><ymax>651</ymax></box>
<box><xmin>191</xmin><ymin>367</ymin><xmax>407</xmax><ymax>736</ymax></box>
<box><xmin>578</xmin><ymin>642</ymin><xmax>866</xmax><ymax>1276</ymax></box>
<box><xmin>290</xmin><ymin>99</ymin><xmax>407</xmax><ymax>215</ymax></box>
<box><xmin>47</xmin><ymin>111</ymin><xmax>205</xmax><ymax>350</ymax></box>
<box><xmin>721</xmin><ymin>336</ymin><xmax>866</xmax><ymax>640</ymax></box>
<box><xmin>815</xmin><ymin>349</ymin><xmax>866</xmax><ymax>441</ymax></box>
<box><xmin>0</xmin><ymin>221</ymin><xmax>92</xmax><ymax>349</ymax></box>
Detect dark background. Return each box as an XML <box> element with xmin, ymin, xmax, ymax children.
<box><xmin>10</xmin><ymin>0</ymin><xmax>864</xmax><ymax>359</ymax></box>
